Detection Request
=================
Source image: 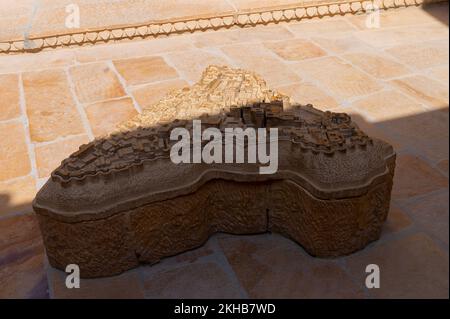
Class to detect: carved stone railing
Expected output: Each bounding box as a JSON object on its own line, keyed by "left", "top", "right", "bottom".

{"left": 1, "top": 0, "right": 443, "bottom": 54}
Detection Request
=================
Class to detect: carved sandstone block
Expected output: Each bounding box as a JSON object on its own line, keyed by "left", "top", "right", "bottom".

{"left": 33, "top": 66, "right": 395, "bottom": 278}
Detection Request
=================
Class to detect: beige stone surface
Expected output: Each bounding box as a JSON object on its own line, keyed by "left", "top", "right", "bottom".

{"left": 113, "top": 56, "right": 178, "bottom": 86}
{"left": 356, "top": 23, "right": 449, "bottom": 49}
{"left": 352, "top": 90, "right": 426, "bottom": 121}
{"left": 275, "top": 82, "right": 339, "bottom": 110}
{"left": 69, "top": 63, "right": 126, "bottom": 104}
{"left": 219, "top": 234, "right": 365, "bottom": 298}
{"left": 342, "top": 52, "right": 409, "bottom": 79}
{"left": 23, "top": 69, "right": 85, "bottom": 142}
{"left": 193, "top": 25, "right": 294, "bottom": 48}
{"left": 0, "top": 122, "right": 31, "bottom": 181}
{"left": 377, "top": 108, "right": 449, "bottom": 163}
{"left": 221, "top": 43, "right": 301, "bottom": 86}
{"left": 35, "top": 135, "right": 90, "bottom": 178}
{"left": 347, "top": 4, "right": 447, "bottom": 29}
{"left": 142, "top": 261, "right": 243, "bottom": 298}
{"left": 0, "top": 176, "right": 36, "bottom": 216}
{"left": 264, "top": 38, "right": 326, "bottom": 61}
{"left": 85, "top": 98, "right": 138, "bottom": 137}
{"left": 294, "top": 56, "right": 381, "bottom": 100}
{"left": 75, "top": 36, "right": 196, "bottom": 63}
{"left": 427, "top": 64, "right": 449, "bottom": 86}
{"left": 166, "top": 49, "right": 230, "bottom": 83}
{"left": 0, "top": 214, "right": 48, "bottom": 299}
{"left": 391, "top": 75, "right": 449, "bottom": 109}
{"left": 386, "top": 40, "right": 449, "bottom": 70}
{"left": 0, "top": 74, "right": 20, "bottom": 121}
{"left": 404, "top": 190, "right": 449, "bottom": 246}
{"left": 49, "top": 267, "right": 144, "bottom": 299}
{"left": 310, "top": 35, "right": 373, "bottom": 54}
{"left": 437, "top": 159, "right": 449, "bottom": 176}
{"left": 0, "top": 50, "right": 76, "bottom": 74}
{"left": 392, "top": 154, "right": 448, "bottom": 200}
{"left": 131, "top": 79, "right": 189, "bottom": 110}
{"left": 345, "top": 233, "right": 449, "bottom": 298}
{"left": 287, "top": 19, "right": 357, "bottom": 36}
{"left": 381, "top": 206, "right": 412, "bottom": 235}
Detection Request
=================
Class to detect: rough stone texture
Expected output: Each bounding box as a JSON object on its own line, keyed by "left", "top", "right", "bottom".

{"left": 33, "top": 66, "right": 396, "bottom": 278}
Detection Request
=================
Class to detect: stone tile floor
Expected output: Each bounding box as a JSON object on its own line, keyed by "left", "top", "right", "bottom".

{"left": 0, "top": 3, "right": 448, "bottom": 298}
{"left": 0, "top": 0, "right": 339, "bottom": 42}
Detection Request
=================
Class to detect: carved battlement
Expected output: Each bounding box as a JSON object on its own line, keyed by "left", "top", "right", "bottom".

{"left": 52, "top": 100, "right": 372, "bottom": 184}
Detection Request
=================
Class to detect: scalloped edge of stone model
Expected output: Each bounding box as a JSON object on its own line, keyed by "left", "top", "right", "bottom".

{"left": 33, "top": 65, "right": 396, "bottom": 278}
{"left": 0, "top": 0, "right": 443, "bottom": 54}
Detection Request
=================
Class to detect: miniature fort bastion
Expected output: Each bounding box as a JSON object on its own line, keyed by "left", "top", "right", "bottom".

{"left": 33, "top": 66, "right": 396, "bottom": 278}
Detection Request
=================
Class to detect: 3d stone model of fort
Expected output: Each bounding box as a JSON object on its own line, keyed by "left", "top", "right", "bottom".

{"left": 33, "top": 66, "right": 396, "bottom": 278}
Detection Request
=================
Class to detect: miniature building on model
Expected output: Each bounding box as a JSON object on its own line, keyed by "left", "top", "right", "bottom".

{"left": 33, "top": 66, "right": 396, "bottom": 278}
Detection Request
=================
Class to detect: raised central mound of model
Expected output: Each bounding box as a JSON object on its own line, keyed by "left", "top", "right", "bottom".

{"left": 33, "top": 66, "right": 396, "bottom": 278}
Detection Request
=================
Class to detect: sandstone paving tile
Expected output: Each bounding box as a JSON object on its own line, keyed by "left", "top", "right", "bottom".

{"left": 344, "top": 232, "right": 449, "bottom": 298}
{"left": 385, "top": 40, "right": 449, "bottom": 71}
{"left": 381, "top": 206, "right": 412, "bottom": 236}
{"left": 131, "top": 79, "right": 189, "bottom": 110}
{"left": 437, "top": 159, "right": 449, "bottom": 176}
{"left": 391, "top": 154, "right": 448, "bottom": 201}
{"left": 193, "top": 25, "right": 294, "bottom": 48}
{"left": 34, "top": 135, "right": 90, "bottom": 178}
{"left": 421, "top": 1, "right": 449, "bottom": 25}
{"left": 0, "top": 0, "right": 34, "bottom": 18}
{"left": 142, "top": 260, "right": 244, "bottom": 298}
{"left": 227, "top": 0, "right": 307, "bottom": 11}
{"left": 390, "top": 75, "right": 449, "bottom": 110}
{"left": 351, "top": 91, "right": 449, "bottom": 163}
{"left": 355, "top": 23, "right": 449, "bottom": 49}
{"left": 310, "top": 35, "right": 375, "bottom": 55}
{"left": 75, "top": 36, "right": 196, "bottom": 63}
{"left": 0, "top": 176, "right": 36, "bottom": 217}
{"left": 0, "top": 214, "right": 48, "bottom": 298}
{"left": 287, "top": 19, "right": 358, "bottom": 37}
{"left": 0, "top": 74, "right": 21, "bottom": 121}
{"left": 165, "top": 49, "right": 230, "bottom": 83}
{"left": 275, "top": 81, "right": 339, "bottom": 111}
{"left": 30, "top": 0, "right": 235, "bottom": 39}
{"left": 0, "top": 121, "right": 31, "bottom": 181}
{"left": 264, "top": 38, "right": 326, "bottom": 61}
{"left": 69, "top": 62, "right": 126, "bottom": 104}
{"left": 221, "top": 43, "right": 301, "bottom": 87}
{"left": 294, "top": 56, "right": 381, "bottom": 100}
{"left": 0, "top": 49, "right": 76, "bottom": 74}
{"left": 376, "top": 107, "right": 449, "bottom": 164}
{"left": 219, "top": 233, "right": 365, "bottom": 298}
{"left": 113, "top": 56, "right": 178, "bottom": 86}
{"left": 342, "top": 52, "right": 410, "bottom": 79}
{"left": 48, "top": 267, "right": 144, "bottom": 299}
{"left": 22, "top": 69, "right": 85, "bottom": 142}
{"left": 85, "top": 97, "right": 138, "bottom": 137}
{"left": 351, "top": 90, "right": 426, "bottom": 122}
{"left": 140, "top": 237, "right": 244, "bottom": 298}
{"left": 403, "top": 190, "right": 449, "bottom": 246}
{"left": 427, "top": 64, "right": 449, "bottom": 86}
{"left": 346, "top": 5, "right": 446, "bottom": 29}
{"left": 0, "top": 15, "right": 29, "bottom": 42}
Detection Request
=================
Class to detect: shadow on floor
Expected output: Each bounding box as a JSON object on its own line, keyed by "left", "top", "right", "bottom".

{"left": 422, "top": 1, "right": 449, "bottom": 26}
{"left": 0, "top": 102, "right": 448, "bottom": 299}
